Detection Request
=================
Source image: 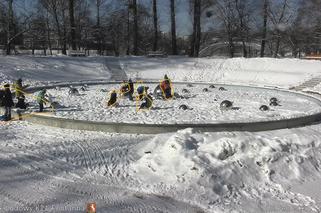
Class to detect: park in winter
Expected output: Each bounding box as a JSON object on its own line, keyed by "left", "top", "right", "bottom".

{"left": 1, "top": 0, "right": 321, "bottom": 212}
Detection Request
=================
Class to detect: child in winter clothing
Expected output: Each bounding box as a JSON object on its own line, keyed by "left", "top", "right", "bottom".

{"left": 139, "top": 93, "right": 153, "bottom": 110}
{"left": 160, "top": 74, "right": 173, "bottom": 99}
{"left": 128, "top": 79, "right": 134, "bottom": 101}
{"left": 120, "top": 79, "right": 134, "bottom": 101}
{"left": 137, "top": 86, "right": 149, "bottom": 101}
{"left": 107, "top": 90, "right": 118, "bottom": 107}
{"left": 37, "top": 89, "right": 48, "bottom": 112}
{"left": 2, "top": 84, "right": 14, "bottom": 121}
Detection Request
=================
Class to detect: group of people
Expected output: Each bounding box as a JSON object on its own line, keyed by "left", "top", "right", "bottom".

{"left": 0, "top": 74, "right": 174, "bottom": 121}
{"left": 107, "top": 75, "right": 173, "bottom": 110}
{"left": 0, "top": 79, "right": 48, "bottom": 121}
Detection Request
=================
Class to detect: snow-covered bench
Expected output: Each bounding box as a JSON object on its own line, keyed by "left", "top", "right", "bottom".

{"left": 147, "top": 51, "right": 168, "bottom": 58}
{"left": 68, "top": 50, "right": 86, "bottom": 57}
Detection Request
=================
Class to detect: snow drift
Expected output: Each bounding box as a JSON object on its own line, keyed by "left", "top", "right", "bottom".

{"left": 130, "top": 128, "right": 321, "bottom": 212}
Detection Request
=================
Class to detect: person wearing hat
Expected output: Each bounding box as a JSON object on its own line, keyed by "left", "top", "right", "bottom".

{"left": 107, "top": 90, "right": 118, "bottom": 107}
{"left": 137, "top": 85, "right": 149, "bottom": 101}
{"left": 139, "top": 88, "right": 153, "bottom": 110}
{"left": 36, "top": 89, "right": 48, "bottom": 112}
{"left": 160, "top": 74, "right": 173, "bottom": 99}
{"left": 2, "top": 84, "right": 14, "bottom": 121}
{"left": 128, "top": 79, "right": 134, "bottom": 101}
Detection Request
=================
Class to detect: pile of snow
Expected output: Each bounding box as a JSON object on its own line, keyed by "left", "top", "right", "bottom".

{"left": 122, "top": 57, "right": 321, "bottom": 89}
{"left": 129, "top": 128, "right": 321, "bottom": 211}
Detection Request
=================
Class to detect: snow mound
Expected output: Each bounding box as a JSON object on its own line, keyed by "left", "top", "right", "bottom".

{"left": 130, "top": 129, "right": 321, "bottom": 211}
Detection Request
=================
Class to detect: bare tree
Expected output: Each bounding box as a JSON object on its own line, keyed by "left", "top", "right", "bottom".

{"left": 152, "top": 0, "right": 158, "bottom": 51}
{"left": 190, "top": 0, "right": 201, "bottom": 57}
{"left": 69, "top": 0, "right": 76, "bottom": 50}
{"left": 260, "top": 0, "right": 268, "bottom": 57}
{"left": 133, "top": 0, "right": 138, "bottom": 55}
{"left": 6, "top": 0, "right": 14, "bottom": 55}
{"left": 170, "top": 0, "right": 177, "bottom": 55}
{"left": 234, "top": 0, "right": 250, "bottom": 57}
{"left": 268, "top": 0, "right": 291, "bottom": 58}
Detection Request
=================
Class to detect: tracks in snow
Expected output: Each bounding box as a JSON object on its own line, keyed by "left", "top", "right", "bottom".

{"left": 293, "top": 75, "right": 321, "bottom": 91}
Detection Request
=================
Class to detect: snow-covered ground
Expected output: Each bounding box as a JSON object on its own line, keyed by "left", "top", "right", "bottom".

{"left": 1, "top": 56, "right": 321, "bottom": 212}
{"left": 41, "top": 84, "right": 321, "bottom": 124}
{"left": 121, "top": 57, "right": 321, "bottom": 89}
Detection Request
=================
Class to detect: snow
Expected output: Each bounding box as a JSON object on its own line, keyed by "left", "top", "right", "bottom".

{"left": 41, "top": 84, "right": 321, "bottom": 124}
{"left": 1, "top": 55, "right": 321, "bottom": 212}
{"left": 129, "top": 128, "right": 321, "bottom": 212}
{"left": 0, "top": 56, "right": 114, "bottom": 85}
{"left": 122, "top": 57, "right": 321, "bottom": 88}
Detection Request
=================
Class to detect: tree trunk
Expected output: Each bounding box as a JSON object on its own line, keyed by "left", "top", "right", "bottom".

{"left": 69, "top": 0, "right": 76, "bottom": 50}
{"left": 52, "top": 3, "right": 64, "bottom": 55}
{"left": 96, "top": 0, "right": 102, "bottom": 55}
{"left": 127, "top": 1, "right": 130, "bottom": 55}
{"left": 153, "top": 0, "right": 158, "bottom": 51}
{"left": 228, "top": 33, "right": 235, "bottom": 58}
{"left": 62, "top": 10, "right": 67, "bottom": 55}
{"left": 260, "top": 0, "right": 268, "bottom": 57}
{"left": 190, "top": 0, "right": 201, "bottom": 57}
{"left": 274, "top": 33, "right": 280, "bottom": 58}
{"left": 234, "top": 0, "right": 247, "bottom": 58}
{"left": 46, "top": 12, "right": 53, "bottom": 56}
{"left": 133, "top": 0, "right": 138, "bottom": 55}
{"left": 170, "top": 0, "right": 177, "bottom": 55}
{"left": 6, "top": 0, "right": 14, "bottom": 55}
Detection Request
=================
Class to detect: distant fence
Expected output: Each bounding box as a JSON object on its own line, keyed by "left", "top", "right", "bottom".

{"left": 303, "top": 54, "right": 321, "bottom": 60}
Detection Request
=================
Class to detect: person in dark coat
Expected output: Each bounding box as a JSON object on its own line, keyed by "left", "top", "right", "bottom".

{"left": 3, "top": 84, "right": 14, "bottom": 121}
{"left": 128, "top": 79, "right": 134, "bottom": 101}
{"left": 107, "top": 90, "right": 118, "bottom": 107}
{"left": 0, "top": 89, "right": 4, "bottom": 107}
{"left": 137, "top": 86, "right": 149, "bottom": 101}
{"left": 139, "top": 93, "right": 153, "bottom": 110}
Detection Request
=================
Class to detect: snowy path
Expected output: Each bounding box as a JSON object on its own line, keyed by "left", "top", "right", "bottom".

{"left": 104, "top": 58, "right": 128, "bottom": 81}
{"left": 294, "top": 75, "right": 321, "bottom": 91}
{"left": 0, "top": 122, "right": 204, "bottom": 213}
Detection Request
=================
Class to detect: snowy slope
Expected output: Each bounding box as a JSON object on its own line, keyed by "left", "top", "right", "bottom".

{"left": 0, "top": 56, "right": 116, "bottom": 85}
{"left": 1, "top": 56, "right": 321, "bottom": 89}
{"left": 121, "top": 57, "right": 321, "bottom": 88}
